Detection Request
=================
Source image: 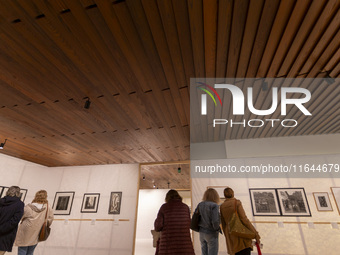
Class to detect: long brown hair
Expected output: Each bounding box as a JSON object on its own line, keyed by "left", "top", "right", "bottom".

{"left": 32, "top": 190, "right": 48, "bottom": 204}
{"left": 202, "top": 188, "right": 220, "bottom": 204}
{"left": 165, "top": 189, "right": 182, "bottom": 202}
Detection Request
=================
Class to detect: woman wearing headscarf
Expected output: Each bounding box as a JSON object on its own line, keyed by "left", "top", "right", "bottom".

{"left": 220, "top": 187, "right": 260, "bottom": 255}
{"left": 154, "top": 189, "right": 195, "bottom": 254}
{"left": 15, "top": 190, "right": 54, "bottom": 255}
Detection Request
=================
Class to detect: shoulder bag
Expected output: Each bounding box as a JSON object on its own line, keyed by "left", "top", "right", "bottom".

{"left": 229, "top": 199, "right": 255, "bottom": 239}
{"left": 190, "top": 206, "right": 201, "bottom": 232}
{"left": 38, "top": 203, "right": 51, "bottom": 242}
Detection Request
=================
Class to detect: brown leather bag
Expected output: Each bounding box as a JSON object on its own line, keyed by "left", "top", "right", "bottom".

{"left": 38, "top": 203, "right": 51, "bottom": 242}
{"left": 229, "top": 199, "right": 255, "bottom": 239}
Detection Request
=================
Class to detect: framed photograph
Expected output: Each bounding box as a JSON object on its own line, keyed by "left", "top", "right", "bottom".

{"left": 249, "top": 188, "right": 281, "bottom": 216}
{"left": 19, "top": 189, "right": 28, "bottom": 202}
{"left": 313, "top": 192, "right": 332, "bottom": 211}
{"left": 52, "top": 192, "right": 75, "bottom": 215}
{"left": 0, "top": 187, "right": 9, "bottom": 198}
{"left": 331, "top": 187, "right": 340, "bottom": 215}
{"left": 81, "top": 193, "right": 100, "bottom": 213}
{"left": 108, "top": 192, "right": 122, "bottom": 214}
{"left": 277, "top": 188, "right": 311, "bottom": 216}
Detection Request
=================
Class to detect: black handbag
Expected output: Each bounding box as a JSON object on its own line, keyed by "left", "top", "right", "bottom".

{"left": 190, "top": 206, "right": 201, "bottom": 232}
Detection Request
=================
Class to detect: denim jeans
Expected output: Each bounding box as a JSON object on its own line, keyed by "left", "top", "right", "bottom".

{"left": 199, "top": 231, "right": 219, "bottom": 255}
{"left": 18, "top": 244, "right": 37, "bottom": 255}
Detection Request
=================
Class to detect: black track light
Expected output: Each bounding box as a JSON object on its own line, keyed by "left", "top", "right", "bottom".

{"left": 84, "top": 97, "right": 91, "bottom": 109}
{"left": 0, "top": 139, "right": 7, "bottom": 149}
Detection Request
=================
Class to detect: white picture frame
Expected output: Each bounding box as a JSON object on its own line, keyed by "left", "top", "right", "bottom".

{"left": 313, "top": 192, "right": 333, "bottom": 211}
{"left": 52, "top": 192, "right": 75, "bottom": 215}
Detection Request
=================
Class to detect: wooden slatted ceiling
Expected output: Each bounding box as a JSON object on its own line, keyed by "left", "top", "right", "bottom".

{"left": 0, "top": 0, "right": 338, "bottom": 175}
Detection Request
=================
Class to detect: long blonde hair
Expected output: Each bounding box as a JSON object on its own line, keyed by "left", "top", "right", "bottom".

{"left": 32, "top": 190, "right": 48, "bottom": 204}
{"left": 202, "top": 188, "right": 220, "bottom": 204}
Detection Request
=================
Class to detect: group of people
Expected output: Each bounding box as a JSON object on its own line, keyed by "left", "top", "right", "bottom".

{"left": 154, "top": 187, "right": 260, "bottom": 255}
{"left": 0, "top": 186, "right": 54, "bottom": 255}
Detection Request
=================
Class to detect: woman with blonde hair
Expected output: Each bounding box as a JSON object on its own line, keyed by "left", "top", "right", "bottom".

{"left": 220, "top": 187, "right": 260, "bottom": 255}
{"left": 195, "top": 188, "right": 221, "bottom": 255}
{"left": 15, "top": 190, "right": 54, "bottom": 255}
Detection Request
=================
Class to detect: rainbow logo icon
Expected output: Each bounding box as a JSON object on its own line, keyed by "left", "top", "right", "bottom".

{"left": 197, "top": 82, "right": 222, "bottom": 107}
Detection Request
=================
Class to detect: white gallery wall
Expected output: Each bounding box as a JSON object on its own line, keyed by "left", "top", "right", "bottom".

{"left": 0, "top": 153, "right": 139, "bottom": 255}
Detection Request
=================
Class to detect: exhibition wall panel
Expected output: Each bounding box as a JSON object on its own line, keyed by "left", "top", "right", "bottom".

{"left": 0, "top": 153, "right": 139, "bottom": 255}
{"left": 192, "top": 154, "right": 340, "bottom": 255}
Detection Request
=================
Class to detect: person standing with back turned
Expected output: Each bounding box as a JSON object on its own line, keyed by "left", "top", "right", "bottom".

{"left": 220, "top": 187, "right": 260, "bottom": 255}
{"left": 15, "top": 190, "right": 54, "bottom": 255}
{"left": 196, "top": 188, "right": 221, "bottom": 255}
{"left": 0, "top": 186, "right": 25, "bottom": 255}
{"left": 154, "top": 189, "right": 195, "bottom": 255}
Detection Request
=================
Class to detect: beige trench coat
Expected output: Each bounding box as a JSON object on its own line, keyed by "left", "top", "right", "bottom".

{"left": 220, "top": 198, "right": 260, "bottom": 255}
{"left": 15, "top": 203, "right": 54, "bottom": 246}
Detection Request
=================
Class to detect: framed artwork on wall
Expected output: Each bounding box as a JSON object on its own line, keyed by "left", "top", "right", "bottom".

{"left": 52, "top": 192, "right": 75, "bottom": 215}
{"left": 0, "top": 186, "right": 6, "bottom": 198}
{"left": 19, "top": 189, "right": 27, "bottom": 202}
{"left": 108, "top": 192, "right": 122, "bottom": 214}
{"left": 249, "top": 188, "right": 281, "bottom": 216}
{"left": 277, "top": 188, "right": 311, "bottom": 216}
{"left": 313, "top": 192, "right": 332, "bottom": 211}
{"left": 0, "top": 187, "right": 9, "bottom": 198}
{"left": 81, "top": 193, "right": 100, "bottom": 213}
{"left": 331, "top": 187, "right": 340, "bottom": 215}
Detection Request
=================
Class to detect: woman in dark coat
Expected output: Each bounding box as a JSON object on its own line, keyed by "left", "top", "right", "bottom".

{"left": 0, "top": 186, "right": 24, "bottom": 254}
{"left": 154, "top": 189, "right": 195, "bottom": 255}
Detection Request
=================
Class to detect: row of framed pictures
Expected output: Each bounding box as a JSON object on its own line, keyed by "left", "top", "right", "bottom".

{"left": 249, "top": 187, "right": 340, "bottom": 216}
{"left": 0, "top": 186, "right": 122, "bottom": 216}
{"left": 50, "top": 191, "right": 123, "bottom": 215}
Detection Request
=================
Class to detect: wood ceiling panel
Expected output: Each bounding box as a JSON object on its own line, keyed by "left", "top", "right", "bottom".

{"left": 0, "top": 0, "right": 337, "bottom": 179}
{"left": 267, "top": 0, "right": 312, "bottom": 77}
{"left": 216, "top": 0, "right": 232, "bottom": 78}
{"left": 246, "top": 0, "right": 280, "bottom": 77}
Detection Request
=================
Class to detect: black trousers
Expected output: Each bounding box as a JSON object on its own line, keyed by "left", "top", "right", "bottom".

{"left": 236, "top": 247, "right": 252, "bottom": 255}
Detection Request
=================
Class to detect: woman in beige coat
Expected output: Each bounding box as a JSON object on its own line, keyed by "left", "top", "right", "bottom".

{"left": 220, "top": 187, "right": 260, "bottom": 255}
{"left": 15, "top": 190, "right": 54, "bottom": 255}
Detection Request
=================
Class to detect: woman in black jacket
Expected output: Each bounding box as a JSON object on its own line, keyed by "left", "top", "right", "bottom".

{"left": 0, "top": 186, "right": 24, "bottom": 254}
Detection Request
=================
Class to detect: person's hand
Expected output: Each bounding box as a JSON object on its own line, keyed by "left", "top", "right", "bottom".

{"left": 256, "top": 238, "right": 261, "bottom": 245}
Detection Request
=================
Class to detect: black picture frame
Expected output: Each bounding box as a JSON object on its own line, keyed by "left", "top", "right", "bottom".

{"left": 0, "top": 186, "right": 7, "bottom": 198}
{"left": 276, "top": 188, "right": 311, "bottom": 216}
{"left": 108, "top": 192, "right": 122, "bottom": 215}
{"left": 19, "top": 189, "right": 28, "bottom": 202}
{"left": 81, "top": 193, "right": 100, "bottom": 213}
{"left": 52, "top": 191, "right": 75, "bottom": 215}
{"left": 249, "top": 188, "right": 281, "bottom": 216}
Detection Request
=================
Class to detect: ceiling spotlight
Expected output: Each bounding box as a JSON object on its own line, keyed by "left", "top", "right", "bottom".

{"left": 84, "top": 97, "right": 91, "bottom": 109}
{"left": 0, "top": 139, "right": 7, "bottom": 149}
